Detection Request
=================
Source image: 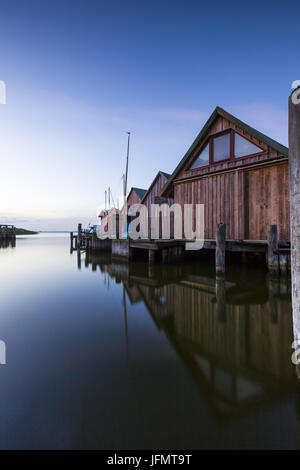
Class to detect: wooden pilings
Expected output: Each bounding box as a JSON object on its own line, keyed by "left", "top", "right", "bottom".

{"left": 216, "top": 223, "right": 226, "bottom": 276}
{"left": 161, "top": 246, "right": 183, "bottom": 264}
{"left": 289, "top": 87, "right": 300, "bottom": 341}
{"left": 77, "top": 224, "right": 82, "bottom": 249}
{"left": 70, "top": 221, "right": 291, "bottom": 278}
{"left": 112, "top": 239, "right": 132, "bottom": 260}
{"left": 0, "top": 225, "right": 16, "bottom": 241}
{"left": 265, "top": 226, "right": 290, "bottom": 276}
{"left": 70, "top": 226, "right": 113, "bottom": 253}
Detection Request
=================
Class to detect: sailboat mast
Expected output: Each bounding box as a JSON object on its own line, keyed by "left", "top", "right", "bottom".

{"left": 124, "top": 132, "right": 131, "bottom": 197}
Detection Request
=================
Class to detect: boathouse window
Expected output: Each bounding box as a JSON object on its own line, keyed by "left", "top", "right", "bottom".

{"left": 212, "top": 133, "right": 230, "bottom": 162}
{"left": 234, "top": 133, "right": 262, "bottom": 158}
{"left": 189, "top": 130, "right": 264, "bottom": 169}
{"left": 190, "top": 143, "right": 209, "bottom": 168}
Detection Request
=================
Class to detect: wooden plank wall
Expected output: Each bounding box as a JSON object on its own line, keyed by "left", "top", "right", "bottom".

{"left": 127, "top": 190, "right": 142, "bottom": 207}
{"left": 143, "top": 173, "right": 174, "bottom": 238}
{"left": 245, "top": 163, "right": 290, "bottom": 241}
{"left": 175, "top": 170, "right": 245, "bottom": 240}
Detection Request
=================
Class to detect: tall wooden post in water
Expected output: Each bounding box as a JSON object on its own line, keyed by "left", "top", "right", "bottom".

{"left": 289, "top": 87, "right": 300, "bottom": 339}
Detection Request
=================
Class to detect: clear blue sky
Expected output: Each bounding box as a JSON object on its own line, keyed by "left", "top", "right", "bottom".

{"left": 0, "top": 0, "right": 297, "bottom": 230}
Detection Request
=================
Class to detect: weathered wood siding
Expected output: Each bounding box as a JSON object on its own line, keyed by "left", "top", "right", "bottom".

{"left": 127, "top": 190, "right": 142, "bottom": 207}
{"left": 174, "top": 115, "right": 289, "bottom": 241}
{"left": 142, "top": 173, "right": 174, "bottom": 238}
{"left": 175, "top": 171, "right": 245, "bottom": 240}
{"left": 245, "top": 162, "right": 290, "bottom": 241}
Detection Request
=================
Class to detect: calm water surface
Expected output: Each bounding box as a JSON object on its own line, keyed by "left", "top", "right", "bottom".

{"left": 0, "top": 234, "right": 298, "bottom": 449}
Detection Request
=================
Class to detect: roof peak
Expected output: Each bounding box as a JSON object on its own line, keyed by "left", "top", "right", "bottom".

{"left": 159, "top": 105, "right": 288, "bottom": 198}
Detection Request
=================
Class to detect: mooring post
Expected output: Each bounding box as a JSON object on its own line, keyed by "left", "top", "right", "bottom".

{"left": 77, "top": 223, "right": 82, "bottom": 249}
{"left": 289, "top": 87, "right": 300, "bottom": 341}
{"left": 216, "top": 223, "right": 226, "bottom": 276}
{"left": 267, "top": 225, "right": 279, "bottom": 275}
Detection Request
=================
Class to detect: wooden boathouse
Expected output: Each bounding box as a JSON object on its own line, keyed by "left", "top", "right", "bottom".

{"left": 140, "top": 171, "right": 173, "bottom": 238}
{"left": 159, "top": 106, "right": 289, "bottom": 243}
{"left": 127, "top": 187, "right": 147, "bottom": 209}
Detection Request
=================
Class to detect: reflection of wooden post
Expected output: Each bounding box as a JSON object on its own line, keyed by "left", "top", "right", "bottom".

{"left": 85, "top": 249, "right": 89, "bottom": 268}
{"left": 279, "top": 253, "right": 288, "bottom": 276}
{"left": 216, "top": 277, "right": 226, "bottom": 322}
{"left": 268, "top": 275, "right": 279, "bottom": 323}
{"left": 216, "top": 223, "right": 226, "bottom": 276}
{"left": 122, "top": 285, "right": 129, "bottom": 359}
{"left": 77, "top": 248, "right": 81, "bottom": 270}
{"left": 162, "top": 249, "right": 168, "bottom": 264}
{"left": 295, "top": 388, "right": 300, "bottom": 448}
{"left": 289, "top": 88, "right": 300, "bottom": 341}
{"left": 149, "top": 249, "right": 155, "bottom": 265}
{"left": 178, "top": 246, "right": 184, "bottom": 260}
{"left": 267, "top": 225, "right": 279, "bottom": 275}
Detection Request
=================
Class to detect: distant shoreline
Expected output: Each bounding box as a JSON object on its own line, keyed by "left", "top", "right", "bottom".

{"left": 15, "top": 228, "right": 38, "bottom": 235}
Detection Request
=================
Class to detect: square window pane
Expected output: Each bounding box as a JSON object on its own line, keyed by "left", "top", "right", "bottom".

{"left": 213, "top": 133, "right": 230, "bottom": 162}
{"left": 234, "top": 133, "right": 262, "bottom": 158}
{"left": 190, "top": 143, "right": 209, "bottom": 169}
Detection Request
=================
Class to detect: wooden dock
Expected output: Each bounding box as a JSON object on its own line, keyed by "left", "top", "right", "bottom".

{"left": 0, "top": 225, "right": 16, "bottom": 240}
{"left": 71, "top": 222, "right": 290, "bottom": 277}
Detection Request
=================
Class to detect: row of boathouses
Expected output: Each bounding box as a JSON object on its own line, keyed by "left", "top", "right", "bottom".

{"left": 74, "top": 105, "right": 290, "bottom": 274}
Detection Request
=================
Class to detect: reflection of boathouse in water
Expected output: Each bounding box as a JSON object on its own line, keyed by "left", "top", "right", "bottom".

{"left": 81, "top": 250, "right": 295, "bottom": 421}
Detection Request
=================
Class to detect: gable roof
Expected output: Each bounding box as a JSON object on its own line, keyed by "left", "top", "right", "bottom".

{"left": 160, "top": 106, "right": 288, "bottom": 197}
{"left": 141, "top": 171, "right": 172, "bottom": 203}
{"left": 127, "top": 187, "right": 147, "bottom": 201}
{"left": 160, "top": 171, "right": 172, "bottom": 179}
